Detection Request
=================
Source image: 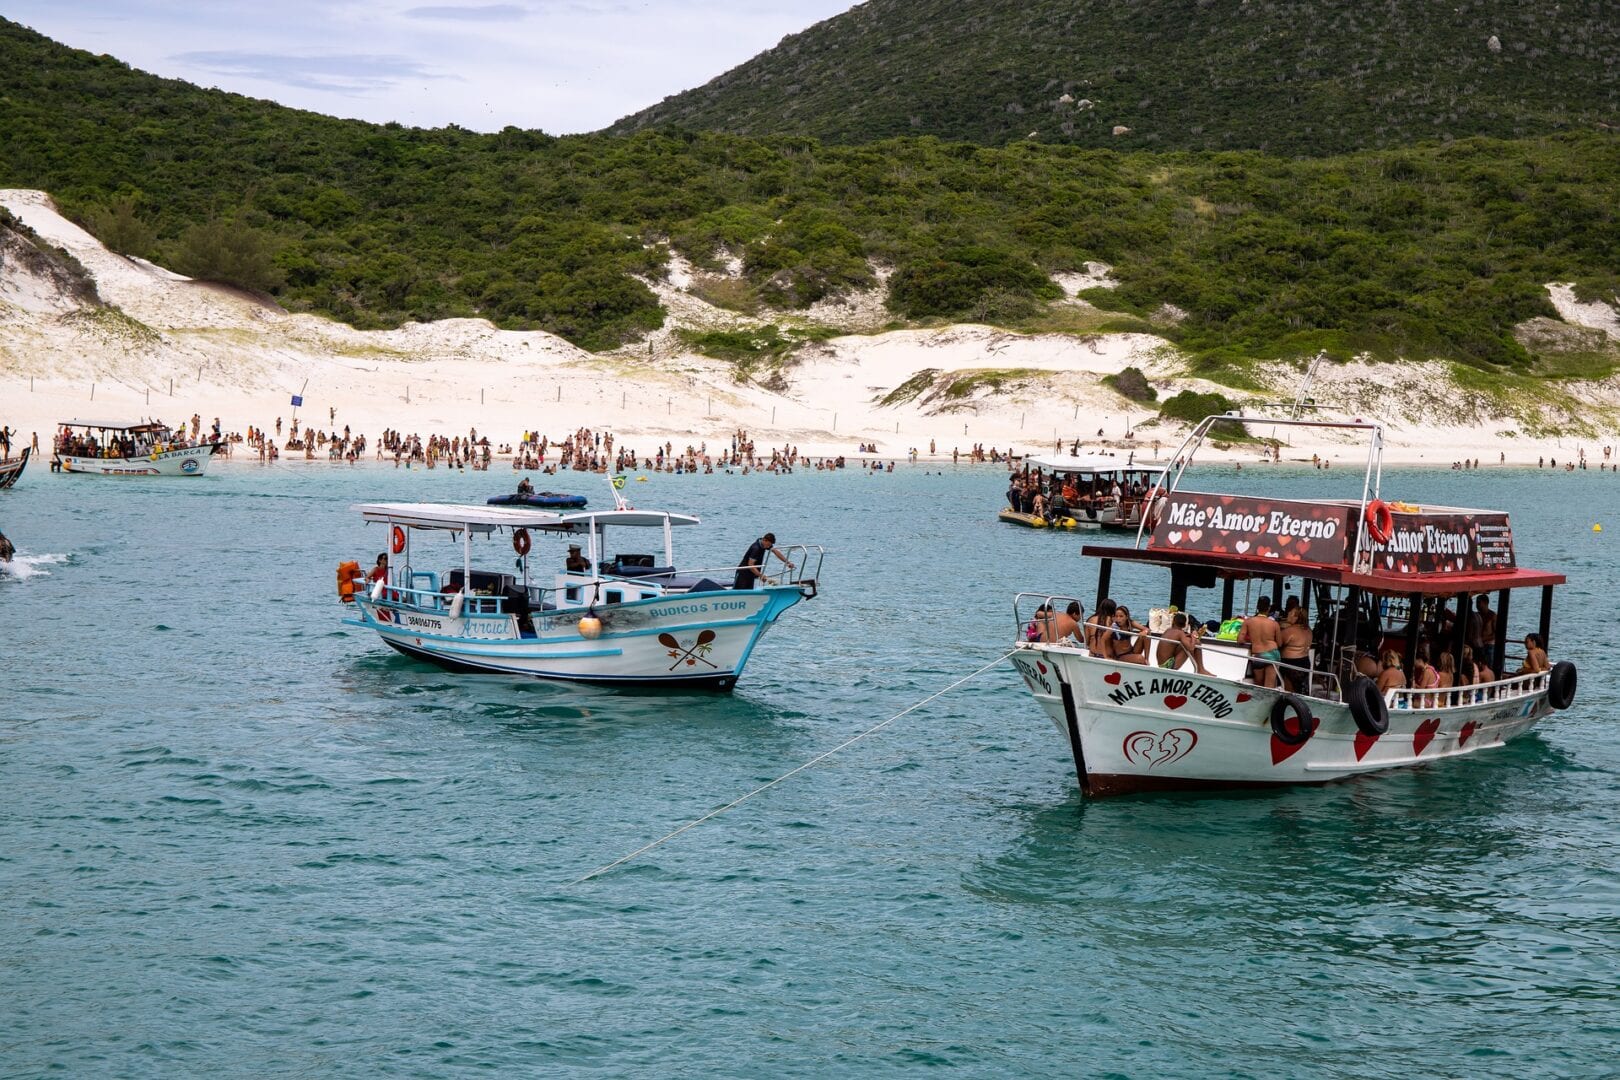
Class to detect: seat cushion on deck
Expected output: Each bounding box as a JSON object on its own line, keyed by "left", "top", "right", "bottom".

{"left": 687, "top": 578, "right": 727, "bottom": 593}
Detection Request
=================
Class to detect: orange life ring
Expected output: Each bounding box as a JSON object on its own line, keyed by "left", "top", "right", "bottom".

{"left": 1364, "top": 499, "right": 1394, "bottom": 545}
{"left": 512, "top": 528, "right": 531, "bottom": 556}
{"left": 391, "top": 525, "right": 406, "bottom": 555}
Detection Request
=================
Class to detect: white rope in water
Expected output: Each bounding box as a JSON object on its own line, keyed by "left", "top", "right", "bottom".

{"left": 567, "top": 648, "right": 1017, "bottom": 886}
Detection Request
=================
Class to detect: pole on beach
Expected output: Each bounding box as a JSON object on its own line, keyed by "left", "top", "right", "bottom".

{"left": 833, "top": 412, "right": 837, "bottom": 431}
{"left": 771, "top": 406, "right": 776, "bottom": 424}
{"left": 556, "top": 386, "right": 561, "bottom": 402}
{"left": 169, "top": 377, "right": 173, "bottom": 396}
{"left": 146, "top": 388, "right": 150, "bottom": 404}
{"left": 481, "top": 389, "right": 485, "bottom": 405}
{"left": 622, "top": 391, "right": 626, "bottom": 409}
{"left": 91, "top": 383, "right": 95, "bottom": 401}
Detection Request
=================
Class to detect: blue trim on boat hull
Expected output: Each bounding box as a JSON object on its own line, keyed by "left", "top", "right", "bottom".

{"left": 381, "top": 637, "right": 739, "bottom": 690}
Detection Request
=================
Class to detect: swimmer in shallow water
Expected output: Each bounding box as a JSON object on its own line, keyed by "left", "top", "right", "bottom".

{"left": 0, "top": 529, "right": 13, "bottom": 562}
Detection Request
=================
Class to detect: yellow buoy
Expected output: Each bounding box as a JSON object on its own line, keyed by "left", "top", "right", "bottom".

{"left": 578, "top": 615, "right": 603, "bottom": 639}
{"left": 1595, "top": 524, "right": 1604, "bottom": 532}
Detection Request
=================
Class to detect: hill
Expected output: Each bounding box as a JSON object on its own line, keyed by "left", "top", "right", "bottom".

{"left": 609, "top": 0, "right": 1620, "bottom": 154}
{"left": 1, "top": 16, "right": 1618, "bottom": 384}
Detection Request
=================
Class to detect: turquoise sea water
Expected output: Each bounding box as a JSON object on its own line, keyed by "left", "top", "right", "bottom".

{"left": 2, "top": 460, "right": 1617, "bottom": 1077}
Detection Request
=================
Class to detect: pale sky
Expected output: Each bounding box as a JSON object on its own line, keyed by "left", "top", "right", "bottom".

{"left": 6, "top": 1, "right": 859, "bottom": 133}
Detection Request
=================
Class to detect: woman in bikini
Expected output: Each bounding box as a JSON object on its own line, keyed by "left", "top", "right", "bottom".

{"left": 1109, "top": 604, "right": 1151, "bottom": 664}
{"left": 1278, "top": 607, "right": 1313, "bottom": 691}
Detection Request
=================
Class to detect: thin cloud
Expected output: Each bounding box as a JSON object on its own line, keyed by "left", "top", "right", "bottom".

{"left": 403, "top": 4, "right": 528, "bottom": 21}
{"left": 174, "top": 50, "right": 451, "bottom": 94}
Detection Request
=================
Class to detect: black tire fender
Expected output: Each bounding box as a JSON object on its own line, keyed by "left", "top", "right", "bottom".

{"left": 1347, "top": 676, "right": 1389, "bottom": 736}
{"left": 1547, "top": 661, "right": 1577, "bottom": 711}
{"left": 1270, "top": 693, "right": 1315, "bottom": 746}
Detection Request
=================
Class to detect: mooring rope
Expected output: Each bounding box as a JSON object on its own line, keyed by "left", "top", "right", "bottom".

{"left": 567, "top": 648, "right": 1018, "bottom": 886}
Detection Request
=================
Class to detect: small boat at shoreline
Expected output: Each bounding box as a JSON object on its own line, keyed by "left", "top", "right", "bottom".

{"left": 1009, "top": 415, "right": 1578, "bottom": 797}
{"left": 0, "top": 446, "right": 29, "bottom": 490}
{"left": 1003, "top": 454, "right": 1167, "bottom": 532}
{"left": 486, "top": 491, "right": 588, "bottom": 509}
{"left": 340, "top": 502, "right": 823, "bottom": 689}
{"left": 53, "top": 420, "right": 222, "bottom": 477}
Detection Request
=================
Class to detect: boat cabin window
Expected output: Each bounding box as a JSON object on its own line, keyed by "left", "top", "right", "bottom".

{"left": 605, "top": 589, "right": 623, "bottom": 605}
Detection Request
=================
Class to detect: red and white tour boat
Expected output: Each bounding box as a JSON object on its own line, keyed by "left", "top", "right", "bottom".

{"left": 1009, "top": 415, "right": 1578, "bottom": 796}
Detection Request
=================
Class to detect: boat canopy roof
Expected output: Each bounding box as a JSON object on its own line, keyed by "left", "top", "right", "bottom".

{"left": 1083, "top": 543, "right": 1565, "bottom": 596}
{"left": 355, "top": 502, "right": 700, "bottom": 534}
{"left": 58, "top": 419, "right": 167, "bottom": 433}
{"left": 1025, "top": 453, "right": 1165, "bottom": 474}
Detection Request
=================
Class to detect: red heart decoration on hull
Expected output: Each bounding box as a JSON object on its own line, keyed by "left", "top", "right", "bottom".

{"left": 1103, "top": 671, "right": 1122, "bottom": 685}
{"left": 1235, "top": 693, "right": 1252, "bottom": 703}
{"left": 1458, "top": 721, "right": 1478, "bottom": 747}
{"left": 1163, "top": 695, "right": 1187, "bottom": 710}
{"left": 1412, "top": 718, "right": 1442, "bottom": 756}
{"left": 1269, "top": 719, "right": 1319, "bottom": 765}
{"left": 1353, "top": 731, "right": 1380, "bottom": 761}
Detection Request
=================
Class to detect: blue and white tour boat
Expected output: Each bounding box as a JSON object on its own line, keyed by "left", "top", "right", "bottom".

{"left": 339, "top": 501, "right": 823, "bottom": 689}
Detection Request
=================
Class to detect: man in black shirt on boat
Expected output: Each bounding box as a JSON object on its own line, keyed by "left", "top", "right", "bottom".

{"left": 735, "top": 533, "right": 793, "bottom": 590}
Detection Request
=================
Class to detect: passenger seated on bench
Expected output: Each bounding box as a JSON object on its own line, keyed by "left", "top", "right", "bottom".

{"left": 1035, "top": 601, "right": 1082, "bottom": 643}
{"left": 1154, "top": 611, "right": 1208, "bottom": 674}
{"left": 1516, "top": 633, "right": 1550, "bottom": 675}
{"left": 1084, "top": 598, "right": 1117, "bottom": 655}
{"left": 1108, "top": 604, "right": 1150, "bottom": 665}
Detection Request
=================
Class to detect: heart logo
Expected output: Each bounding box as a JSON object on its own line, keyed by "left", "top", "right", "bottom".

{"left": 1235, "top": 541, "right": 1251, "bottom": 554}
{"left": 1187, "top": 529, "right": 1203, "bottom": 542}
{"left": 1276, "top": 535, "right": 1292, "bottom": 546}
{"left": 1413, "top": 718, "right": 1441, "bottom": 756}
{"left": 1269, "top": 719, "right": 1318, "bottom": 764}
{"left": 1037, "top": 661, "right": 1048, "bottom": 674}
{"left": 1458, "top": 721, "right": 1478, "bottom": 746}
{"left": 1163, "top": 694, "right": 1187, "bottom": 710}
{"left": 1385, "top": 555, "right": 1396, "bottom": 568}
{"left": 1235, "top": 692, "right": 1251, "bottom": 703}
{"left": 1168, "top": 530, "right": 1184, "bottom": 545}
{"left": 1353, "top": 731, "right": 1380, "bottom": 760}
{"left": 1103, "top": 671, "right": 1122, "bottom": 685}
{"left": 1122, "top": 728, "right": 1198, "bottom": 768}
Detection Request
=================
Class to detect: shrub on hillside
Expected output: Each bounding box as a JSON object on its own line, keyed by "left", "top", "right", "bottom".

{"left": 1103, "top": 366, "right": 1156, "bottom": 402}
{"left": 1160, "top": 390, "right": 1246, "bottom": 438}
{"left": 887, "top": 247, "right": 1060, "bottom": 320}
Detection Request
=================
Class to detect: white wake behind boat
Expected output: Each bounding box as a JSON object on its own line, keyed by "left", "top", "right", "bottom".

{"left": 1009, "top": 415, "right": 1578, "bottom": 796}
{"left": 54, "top": 419, "right": 222, "bottom": 477}
{"left": 341, "top": 502, "right": 823, "bottom": 689}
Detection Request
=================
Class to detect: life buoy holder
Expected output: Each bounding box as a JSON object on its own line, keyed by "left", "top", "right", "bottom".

{"left": 1364, "top": 499, "right": 1394, "bottom": 546}
{"left": 390, "top": 525, "right": 406, "bottom": 555}
{"left": 512, "top": 528, "right": 531, "bottom": 556}
{"left": 1270, "top": 693, "right": 1315, "bottom": 746}
{"left": 1347, "top": 676, "right": 1389, "bottom": 736}
{"left": 1546, "top": 661, "right": 1577, "bottom": 710}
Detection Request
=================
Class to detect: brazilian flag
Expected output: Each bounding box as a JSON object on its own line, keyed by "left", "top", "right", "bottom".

{"left": 612, "top": 475, "right": 626, "bottom": 490}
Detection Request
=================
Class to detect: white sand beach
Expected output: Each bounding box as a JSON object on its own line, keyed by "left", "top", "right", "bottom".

{"left": 3, "top": 188, "right": 1618, "bottom": 468}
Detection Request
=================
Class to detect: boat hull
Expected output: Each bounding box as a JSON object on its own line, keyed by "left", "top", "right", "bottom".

{"left": 56, "top": 443, "right": 222, "bottom": 476}
{"left": 350, "top": 584, "right": 807, "bottom": 688}
{"left": 1009, "top": 644, "right": 1552, "bottom": 796}
{"left": 0, "top": 447, "right": 29, "bottom": 490}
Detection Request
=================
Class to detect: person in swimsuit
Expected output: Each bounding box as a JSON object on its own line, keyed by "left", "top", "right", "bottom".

{"left": 1278, "top": 606, "right": 1313, "bottom": 691}
{"left": 1085, "top": 598, "right": 1117, "bottom": 655}
{"left": 1237, "top": 596, "right": 1282, "bottom": 687}
{"left": 1377, "top": 650, "right": 1406, "bottom": 696}
{"left": 1516, "top": 634, "right": 1550, "bottom": 675}
{"left": 1110, "top": 605, "right": 1150, "bottom": 665}
{"left": 1154, "top": 611, "right": 1209, "bottom": 674}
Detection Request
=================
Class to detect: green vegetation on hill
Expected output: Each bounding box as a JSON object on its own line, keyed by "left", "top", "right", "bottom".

{"left": 610, "top": 0, "right": 1620, "bottom": 155}
{"left": 1, "top": 17, "right": 1617, "bottom": 378}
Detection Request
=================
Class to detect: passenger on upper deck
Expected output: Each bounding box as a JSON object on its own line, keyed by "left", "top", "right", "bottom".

{"left": 1034, "top": 601, "right": 1082, "bottom": 644}
{"left": 1237, "top": 596, "right": 1282, "bottom": 688}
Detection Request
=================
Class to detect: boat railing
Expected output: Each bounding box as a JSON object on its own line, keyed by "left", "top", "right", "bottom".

{"left": 1387, "top": 669, "right": 1549, "bottom": 711}
{"left": 1012, "top": 592, "right": 1087, "bottom": 640}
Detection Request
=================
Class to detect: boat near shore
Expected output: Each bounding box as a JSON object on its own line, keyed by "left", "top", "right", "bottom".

{"left": 1002, "top": 453, "right": 1167, "bottom": 531}
{"left": 0, "top": 446, "right": 29, "bottom": 490}
{"left": 53, "top": 420, "right": 222, "bottom": 477}
{"left": 340, "top": 502, "right": 823, "bottom": 689}
{"left": 1009, "top": 415, "right": 1578, "bottom": 797}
